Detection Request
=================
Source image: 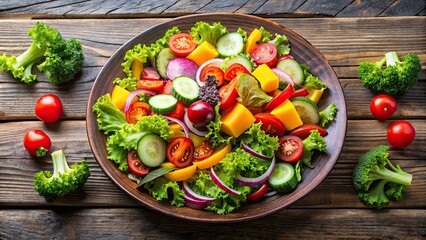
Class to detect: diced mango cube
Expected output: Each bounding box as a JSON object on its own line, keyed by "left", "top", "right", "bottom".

{"left": 306, "top": 87, "right": 325, "bottom": 104}
{"left": 251, "top": 64, "right": 279, "bottom": 92}
{"left": 186, "top": 41, "right": 219, "bottom": 66}
{"left": 220, "top": 103, "right": 255, "bottom": 138}
{"left": 111, "top": 85, "right": 131, "bottom": 110}
{"left": 270, "top": 99, "right": 303, "bottom": 131}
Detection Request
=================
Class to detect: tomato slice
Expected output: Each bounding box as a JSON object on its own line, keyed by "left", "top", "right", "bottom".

{"left": 224, "top": 63, "right": 250, "bottom": 82}
{"left": 251, "top": 43, "right": 278, "bottom": 67}
{"left": 159, "top": 80, "right": 173, "bottom": 95}
{"left": 194, "top": 140, "right": 214, "bottom": 161}
{"left": 264, "top": 84, "right": 294, "bottom": 112}
{"left": 168, "top": 33, "right": 197, "bottom": 57}
{"left": 164, "top": 101, "right": 185, "bottom": 120}
{"left": 166, "top": 137, "right": 195, "bottom": 168}
{"left": 199, "top": 66, "right": 224, "bottom": 86}
{"left": 127, "top": 149, "right": 150, "bottom": 176}
{"left": 247, "top": 182, "right": 269, "bottom": 201}
{"left": 254, "top": 112, "right": 286, "bottom": 137}
{"left": 126, "top": 102, "right": 151, "bottom": 124}
{"left": 137, "top": 80, "right": 164, "bottom": 91}
{"left": 276, "top": 135, "right": 303, "bottom": 162}
{"left": 289, "top": 124, "right": 328, "bottom": 140}
{"left": 218, "top": 77, "right": 239, "bottom": 110}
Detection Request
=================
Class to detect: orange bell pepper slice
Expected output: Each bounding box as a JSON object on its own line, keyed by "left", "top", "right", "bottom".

{"left": 161, "top": 162, "right": 197, "bottom": 181}
{"left": 245, "top": 28, "right": 262, "bottom": 54}
{"left": 193, "top": 143, "right": 232, "bottom": 169}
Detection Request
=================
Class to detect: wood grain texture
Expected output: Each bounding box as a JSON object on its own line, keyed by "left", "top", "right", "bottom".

{"left": 336, "top": 0, "right": 395, "bottom": 17}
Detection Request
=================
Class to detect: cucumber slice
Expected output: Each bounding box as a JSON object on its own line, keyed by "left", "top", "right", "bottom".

{"left": 156, "top": 48, "right": 175, "bottom": 79}
{"left": 137, "top": 133, "right": 166, "bottom": 167}
{"left": 276, "top": 59, "right": 304, "bottom": 85}
{"left": 172, "top": 76, "right": 199, "bottom": 104}
{"left": 216, "top": 32, "right": 244, "bottom": 57}
{"left": 148, "top": 94, "right": 177, "bottom": 114}
{"left": 222, "top": 54, "right": 253, "bottom": 72}
{"left": 291, "top": 97, "right": 320, "bottom": 124}
{"left": 268, "top": 162, "right": 298, "bottom": 193}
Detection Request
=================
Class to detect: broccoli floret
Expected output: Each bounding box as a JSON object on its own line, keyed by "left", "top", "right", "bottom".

{"left": 0, "top": 22, "right": 84, "bottom": 85}
{"left": 352, "top": 145, "right": 412, "bottom": 208}
{"left": 299, "top": 130, "right": 327, "bottom": 168}
{"left": 34, "top": 149, "right": 90, "bottom": 202}
{"left": 358, "top": 52, "right": 421, "bottom": 96}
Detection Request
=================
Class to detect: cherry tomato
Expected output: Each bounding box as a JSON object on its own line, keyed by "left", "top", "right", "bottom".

{"left": 187, "top": 101, "right": 215, "bottom": 127}
{"left": 164, "top": 101, "right": 185, "bottom": 120}
{"left": 199, "top": 66, "right": 224, "bottom": 86}
{"left": 35, "top": 94, "right": 63, "bottom": 123}
{"left": 251, "top": 43, "right": 278, "bottom": 67}
{"left": 247, "top": 182, "right": 269, "bottom": 201}
{"left": 264, "top": 84, "right": 294, "bottom": 112}
{"left": 194, "top": 140, "right": 214, "bottom": 161}
{"left": 137, "top": 80, "right": 164, "bottom": 92}
{"left": 218, "top": 77, "right": 239, "bottom": 110}
{"left": 23, "top": 129, "right": 51, "bottom": 157}
{"left": 224, "top": 63, "right": 250, "bottom": 82}
{"left": 387, "top": 120, "right": 415, "bottom": 149}
{"left": 254, "top": 112, "right": 285, "bottom": 137}
{"left": 126, "top": 102, "right": 151, "bottom": 124}
{"left": 168, "top": 33, "right": 197, "bottom": 57}
{"left": 127, "top": 149, "right": 150, "bottom": 176}
{"left": 159, "top": 80, "right": 173, "bottom": 95}
{"left": 166, "top": 137, "right": 195, "bottom": 168}
{"left": 276, "top": 135, "right": 303, "bottom": 162}
{"left": 289, "top": 124, "right": 328, "bottom": 140}
{"left": 370, "top": 94, "right": 397, "bottom": 121}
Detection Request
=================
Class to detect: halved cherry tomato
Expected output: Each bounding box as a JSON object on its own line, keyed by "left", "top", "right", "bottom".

{"left": 251, "top": 43, "right": 278, "bottom": 67}
{"left": 199, "top": 66, "right": 224, "bottom": 86}
{"left": 168, "top": 33, "right": 197, "bottom": 57}
{"left": 218, "top": 77, "right": 239, "bottom": 110}
{"left": 264, "top": 84, "right": 295, "bottom": 112}
{"left": 276, "top": 135, "right": 303, "bottom": 162}
{"left": 254, "top": 112, "right": 285, "bottom": 137}
{"left": 166, "top": 137, "right": 195, "bottom": 168}
{"left": 137, "top": 80, "right": 164, "bottom": 91}
{"left": 164, "top": 101, "right": 185, "bottom": 120}
{"left": 289, "top": 124, "right": 328, "bottom": 140}
{"left": 126, "top": 102, "right": 151, "bottom": 124}
{"left": 224, "top": 63, "right": 250, "bottom": 82}
{"left": 159, "top": 80, "right": 173, "bottom": 95}
{"left": 247, "top": 182, "right": 269, "bottom": 201}
{"left": 127, "top": 149, "right": 150, "bottom": 176}
{"left": 194, "top": 140, "right": 214, "bottom": 161}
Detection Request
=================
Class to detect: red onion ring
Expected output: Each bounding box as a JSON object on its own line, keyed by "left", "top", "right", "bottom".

{"left": 182, "top": 181, "right": 216, "bottom": 203}
{"left": 123, "top": 89, "right": 157, "bottom": 113}
{"left": 241, "top": 143, "right": 271, "bottom": 160}
{"left": 183, "top": 111, "right": 207, "bottom": 137}
{"left": 271, "top": 68, "right": 294, "bottom": 87}
{"left": 264, "top": 190, "right": 278, "bottom": 197}
{"left": 183, "top": 194, "right": 209, "bottom": 209}
{"left": 163, "top": 116, "right": 190, "bottom": 138}
{"left": 235, "top": 157, "right": 276, "bottom": 187}
{"left": 195, "top": 58, "right": 224, "bottom": 87}
{"left": 210, "top": 166, "right": 241, "bottom": 196}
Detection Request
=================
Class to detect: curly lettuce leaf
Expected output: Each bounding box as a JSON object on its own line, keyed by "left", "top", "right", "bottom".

{"left": 206, "top": 104, "right": 236, "bottom": 148}
{"left": 269, "top": 33, "right": 290, "bottom": 56}
{"left": 237, "top": 27, "right": 247, "bottom": 43}
{"left": 301, "top": 64, "right": 327, "bottom": 90}
{"left": 92, "top": 93, "right": 127, "bottom": 135}
{"left": 300, "top": 130, "right": 327, "bottom": 168}
{"left": 240, "top": 122, "right": 279, "bottom": 158}
{"left": 113, "top": 76, "right": 137, "bottom": 91}
{"left": 121, "top": 44, "right": 150, "bottom": 81}
{"left": 143, "top": 176, "right": 185, "bottom": 207}
{"left": 190, "top": 21, "right": 228, "bottom": 45}
{"left": 319, "top": 103, "right": 337, "bottom": 128}
{"left": 236, "top": 73, "right": 272, "bottom": 107}
{"left": 147, "top": 26, "right": 180, "bottom": 62}
{"left": 258, "top": 26, "right": 272, "bottom": 43}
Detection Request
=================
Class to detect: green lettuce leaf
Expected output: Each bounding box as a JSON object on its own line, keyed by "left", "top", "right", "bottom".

{"left": 190, "top": 21, "right": 228, "bottom": 46}
{"left": 237, "top": 27, "right": 247, "bottom": 43}
{"left": 92, "top": 93, "right": 127, "bottom": 135}
{"left": 269, "top": 33, "right": 290, "bottom": 56}
{"left": 300, "top": 130, "right": 327, "bottom": 168}
{"left": 143, "top": 176, "right": 185, "bottom": 207}
{"left": 258, "top": 26, "right": 272, "bottom": 43}
{"left": 301, "top": 64, "right": 327, "bottom": 90}
{"left": 319, "top": 103, "right": 337, "bottom": 128}
{"left": 240, "top": 122, "right": 279, "bottom": 158}
{"left": 205, "top": 104, "right": 236, "bottom": 148}
{"left": 236, "top": 73, "right": 272, "bottom": 107}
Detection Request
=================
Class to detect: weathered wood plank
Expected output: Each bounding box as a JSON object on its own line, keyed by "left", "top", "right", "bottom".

{"left": 0, "top": 209, "right": 425, "bottom": 239}
{"left": 295, "top": 0, "right": 354, "bottom": 16}
{"left": 380, "top": 0, "right": 426, "bottom": 16}
{"left": 253, "top": 0, "right": 306, "bottom": 15}
{"left": 336, "top": 0, "right": 395, "bottom": 17}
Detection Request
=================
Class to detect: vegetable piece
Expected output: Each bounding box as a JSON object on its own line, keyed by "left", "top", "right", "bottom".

{"left": 245, "top": 28, "right": 262, "bottom": 54}
{"left": 268, "top": 162, "right": 298, "bottom": 193}
{"left": 166, "top": 57, "right": 199, "bottom": 80}
{"left": 193, "top": 143, "right": 232, "bottom": 169}
{"left": 112, "top": 85, "right": 131, "bottom": 110}
{"left": 172, "top": 76, "right": 200, "bottom": 104}
{"left": 166, "top": 137, "right": 195, "bottom": 168}
{"left": 268, "top": 33, "right": 291, "bottom": 56}
{"left": 184, "top": 194, "right": 209, "bottom": 210}
{"left": 251, "top": 43, "right": 278, "bottom": 67}
{"left": 148, "top": 94, "right": 177, "bottom": 114}
{"left": 123, "top": 89, "right": 157, "bottom": 113}
{"left": 264, "top": 84, "right": 294, "bottom": 112}
{"left": 125, "top": 102, "right": 151, "bottom": 124}
{"left": 270, "top": 99, "right": 303, "bottom": 131}
{"left": 289, "top": 124, "right": 328, "bottom": 140}
{"left": 155, "top": 47, "right": 176, "bottom": 79}
{"left": 143, "top": 176, "right": 185, "bottom": 207}
{"left": 241, "top": 143, "right": 271, "bottom": 160}
{"left": 276, "top": 135, "right": 303, "bottom": 162}
{"left": 235, "top": 157, "right": 275, "bottom": 186}
{"left": 251, "top": 63, "right": 279, "bottom": 92}
{"left": 358, "top": 52, "right": 421, "bottom": 96}
{"left": 306, "top": 87, "right": 324, "bottom": 103}
{"left": 240, "top": 122, "right": 279, "bottom": 159}
{"left": 210, "top": 166, "right": 241, "bottom": 196}
{"left": 199, "top": 66, "right": 224, "bottom": 86}
{"left": 247, "top": 182, "right": 269, "bottom": 201}
{"left": 182, "top": 181, "right": 216, "bottom": 203}
{"left": 137, "top": 80, "right": 164, "bottom": 91}
{"left": 220, "top": 103, "right": 255, "bottom": 138}
{"left": 216, "top": 32, "right": 244, "bottom": 57}
{"left": 224, "top": 63, "right": 250, "bottom": 81}
{"left": 92, "top": 94, "right": 128, "bottom": 135}
{"left": 291, "top": 97, "right": 320, "bottom": 125}
{"left": 222, "top": 54, "right": 254, "bottom": 73}
{"left": 137, "top": 133, "right": 167, "bottom": 167}
{"left": 127, "top": 149, "right": 150, "bottom": 176}
{"left": 187, "top": 101, "right": 215, "bottom": 127}
{"left": 299, "top": 130, "right": 327, "bottom": 168}
{"left": 137, "top": 167, "right": 176, "bottom": 187}
{"left": 194, "top": 140, "right": 214, "bottom": 161}
{"left": 195, "top": 58, "right": 224, "bottom": 87}
{"left": 159, "top": 80, "right": 173, "bottom": 95}
{"left": 271, "top": 67, "right": 295, "bottom": 89}
{"left": 186, "top": 41, "right": 219, "bottom": 66}
{"left": 24, "top": 129, "right": 51, "bottom": 157}
{"left": 164, "top": 101, "right": 185, "bottom": 120}
{"left": 352, "top": 145, "right": 413, "bottom": 208}
{"left": 370, "top": 94, "right": 397, "bottom": 120}
{"left": 319, "top": 102, "right": 337, "bottom": 128}
{"left": 254, "top": 112, "right": 285, "bottom": 137}
{"left": 387, "top": 120, "right": 415, "bottom": 149}
{"left": 276, "top": 58, "right": 304, "bottom": 85}
{"left": 161, "top": 162, "right": 197, "bottom": 181}
{"left": 199, "top": 75, "right": 221, "bottom": 106}
{"left": 35, "top": 94, "right": 63, "bottom": 123}
{"left": 236, "top": 73, "right": 272, "bottom": 108}
{"left": 142, "top": 67, "right": 161, "bottom": 80}
{"left": 131, "top": 59, "right": 143, "bottom": 80}
{"left": 34, "top": 149, "right": 90, "bottom": 202}
{"left": 168, "top": 33, "right": 197, "bottom": 57}
{"left": 189, "top": 21, "right": 228, "bottom": 46}
{"left": 218, "top": 77, "right": 238, "bottom": 110}
{"left": 164, "top": 115, "right": 190, "bottom": 138}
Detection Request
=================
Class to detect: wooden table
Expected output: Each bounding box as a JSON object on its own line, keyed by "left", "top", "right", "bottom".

{"left": 0, "top": 1, "right": 425, "bottom": 239}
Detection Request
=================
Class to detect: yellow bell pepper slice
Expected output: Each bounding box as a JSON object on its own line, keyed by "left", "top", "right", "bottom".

{"left": 111, "top": 85, "right": 131, "bottom": 110}
{"left": 161, "top": 162, "right": 197, "bottom": 181}
{"left": 193, "top": 143, "right": 232, "bottom": 169}
{"left": 245, "top": 28, "right": 262, "bottom": 54}
{"left": 186, "top": 41, "right": 219, "bottom": 66}
{"left": 220, "top": 103, "right": 255, "bottom": 138}
{"left": 270, "top": 99, "right": 303, "bottom": 131}
{"left": 131, "top": 59, "right": 143, "bottom": 80}
{"left": 306, "top": 87, "right": 325, "bottom": 104}
{"left": 251, "top": 64, "right": 279, "bottom": 92}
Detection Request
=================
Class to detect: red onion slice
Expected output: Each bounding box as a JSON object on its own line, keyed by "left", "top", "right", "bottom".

{"left": 123, "top": 89, "right": 157, "bottom": 113}
{"left": 264, "top": 190, "right": 278, "bottom": 197}
{"left": 210, "top": 166, "right": 241, "bottom": 196}
{"left": 195, "top": 58, "right": 224, "bottom": 87}
{"left": 183, "top": 194, "right": 209, "bottom": 209}
{"left": 182, "top": 181, "right": 216, "bottom": 203}
{"left": 241, "top": 143, "right": 271, "bottom": 160}
{"left": 277, "top": 54, "right": 294, "bottom": 62}
{"left": 163, "top": 116, "right": 190, "bottom": 138}
{"left": 183, "top": 111, "right": 207, "bottom": 137}
{"left": 235, "top": 157, "right": 276, "bottom": 187}
{"left": 271, "top": 68, "right": 294, "bottom": 87}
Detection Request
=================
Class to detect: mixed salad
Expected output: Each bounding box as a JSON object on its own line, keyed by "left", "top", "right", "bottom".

{"left": 92, "top": 21, "right": 337, "bottom": 214}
